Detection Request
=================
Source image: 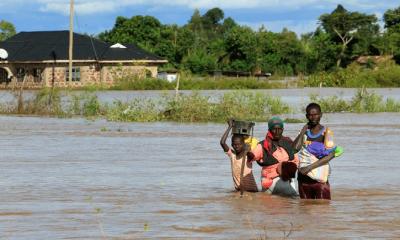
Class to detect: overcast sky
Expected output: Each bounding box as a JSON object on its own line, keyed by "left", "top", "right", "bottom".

{"left": 0, "top": 0, "right": 398, "bottom": 36}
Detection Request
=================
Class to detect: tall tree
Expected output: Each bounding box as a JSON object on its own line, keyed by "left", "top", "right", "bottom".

{"left": 302, "top": 28, "right": 339, "bottom": 72}
{"left": 98, "top": 15, "right": 162, "bottom": 52}
{"left": 188, "top": 9, "right": 203, "bottom": 35}
{"left": 202, "top": 8, "right": 225, "bottom": 40}
{"left": 319, "top": 4, "right": 378, "bottom": 67}
{"left": 0, "top": 20, "right": 16, "bottom": 41}
{"left": 384, "top": 6, "right": 400, "bottom": 34}
{"left": 202, "top": 8, "right": 224, "bottom": 28}
{"left": 223, "top": 25, "right": 257, "bottom": 71}
{"left": 383, "top": 6, "right": 400, "bottom": 61}
{"left": 221, "top": 17, "right": 237, "bottom": 34}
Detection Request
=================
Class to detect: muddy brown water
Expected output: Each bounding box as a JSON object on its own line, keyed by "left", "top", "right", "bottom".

{"left": 0, "top": 113, "right": 399, "bottom": 239}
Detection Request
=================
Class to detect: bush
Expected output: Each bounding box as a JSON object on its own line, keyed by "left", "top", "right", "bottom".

{"left": 23, "top": 88, "right": 65, "bottom": 116}
{"left": 111, "top": 77, "right": 174, "bottom": 90}
{"left": 213, "top": 91, "right": 291, "bottom": 122}
{"left": 162, "top": 92, "right": 213, "bottom": 122}
{"left": 69, "top": 92, "right": 102, "bottom": 117}
{"left": 106, "top": 99, "right": 161, "bottom": 122}
{"left": 309, "top": 94, "right": 351, "bottom": 112}
{"left": 305, "top": 61, "right": 400, "bottom": 88}
{"left": 309, "top": 88, "right": 400, "bottom": 113}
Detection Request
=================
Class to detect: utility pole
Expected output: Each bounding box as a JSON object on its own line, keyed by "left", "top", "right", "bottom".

{"left": 68, "top": 0, "right": 74, "bottom": 82}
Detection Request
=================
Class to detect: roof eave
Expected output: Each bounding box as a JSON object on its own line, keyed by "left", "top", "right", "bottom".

{"left": 1, "top": 59, "right": 167, "bottom": 64}
{"left": 98, "top": 60, "right": 168, "bottom": 64}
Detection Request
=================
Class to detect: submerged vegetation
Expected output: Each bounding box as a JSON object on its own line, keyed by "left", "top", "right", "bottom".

{"left": 0, "top": 89, "right": 291, "bottom": 122}
{"left": 0, "top": 88, "right": 399, "bottom": 122}
{"left": 309, "top": 88, "right": 400, "bottom": 113}
{"left": 107, "top": 74, "right": 290, "bottom": 91}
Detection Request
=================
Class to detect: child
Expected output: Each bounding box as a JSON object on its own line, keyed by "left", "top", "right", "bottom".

{"left": 293, "top": 103, "right": 343, "bottom": 200}
{"left": 220, "top": 119, "right": 258, "bottom": 192}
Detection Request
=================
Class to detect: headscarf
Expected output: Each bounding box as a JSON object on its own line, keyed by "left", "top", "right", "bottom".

{"left": 268, "top": 116, "right": 284, "bottom": 130}
{"left": 262, "top": 117, "right": 294, "bottom": 160}
{"left": 264, "top": 116, "right": 285, "bottom": 152}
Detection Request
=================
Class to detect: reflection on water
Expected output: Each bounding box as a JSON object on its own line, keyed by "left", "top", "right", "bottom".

{"left": 0, "top": 113, "right": 399, "bottom": 239}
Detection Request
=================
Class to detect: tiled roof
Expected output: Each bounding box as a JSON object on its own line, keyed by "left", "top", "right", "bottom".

{"left": 0, "top": 31, "right": 165, "bottom": 62}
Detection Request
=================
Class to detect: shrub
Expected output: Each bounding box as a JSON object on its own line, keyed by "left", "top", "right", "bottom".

{"left": 309, "top": 94, "right": 351, "bottom": 112}
{"left": 162, "top": 92, "right": 213, "bottom": 122}
{"left": 106, "top": 99, "right": 161, "bottom": 122}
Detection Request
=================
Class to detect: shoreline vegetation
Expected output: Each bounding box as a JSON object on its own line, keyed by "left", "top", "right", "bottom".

{"left": 81, "top": 62, "right": 400, "bottom": 91}
{"left": 0, "top": 88, "right": 399, "bottom": 123}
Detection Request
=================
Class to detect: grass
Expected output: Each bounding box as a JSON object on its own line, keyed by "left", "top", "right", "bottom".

{"left": 284, "top": 118, "right": 306, "bottom": 123}
{"left": 310, "top": 88, "right": 400, "bottom": 113}
{"left": 305, "top": 61, "right": 400, "bottom": 88}
{"left": 106, "top": 73, "right": 291, "bottom": 90}
{"left": 1, "top": 88, "right": 399, "bottom": 122}
{"left": 177, "top": 77, "right": 285, "bottom": 90}
{"left": 105, "top": 91, "right": 292, "bottom": 122}
{"left": 110, "top": 77, "right": 174, "bottom": 90}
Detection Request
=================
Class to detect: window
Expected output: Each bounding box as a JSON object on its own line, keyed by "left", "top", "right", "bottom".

{"left": 145, "top": 69, "right": 152, "bottom": 78}
{"left": 0, "top": 68, "right": 9, "bottom": 83}
{"left": 16, "top": 68, "right": 26, "bottom": 82}
{"left": 65, "top": 67, "right": 81, "bottom": 81}
{"left": 33, "top": 68, "right": 43, "bottom": 82}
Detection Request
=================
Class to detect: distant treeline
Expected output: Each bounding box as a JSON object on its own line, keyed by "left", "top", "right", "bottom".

{"left": 96, "top": 4, "right": 400, "bottom": 76}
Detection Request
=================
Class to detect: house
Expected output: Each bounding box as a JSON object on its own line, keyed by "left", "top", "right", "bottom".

{"left": 0, "top": 31, "right": 167, "bottom": 88}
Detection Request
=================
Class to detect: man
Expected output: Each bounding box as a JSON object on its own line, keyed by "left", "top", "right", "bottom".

{"left": 293, "top": 103, "right": 338, "bottom": 200}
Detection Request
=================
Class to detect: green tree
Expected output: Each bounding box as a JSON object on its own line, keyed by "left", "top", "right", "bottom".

{"left": 384, "top": 6, "right": 400, "bottom": 34}
{"left": 154, "top": 25, "right": 177, "bottom": 65}
{"left": 182, "top": 48, "right": 217, "bottom": 74}
{"left": 319, "top": 4, "right": 378, "bottom": 67}
{"left": 302, "top": 28, "right": 339, "bottom": 72}
{"left": 188, "top": 9, "right": 204, "bottom": 36}
{"left": 221, "top": 17, "right": 237, "bottom": 34}
{"left": 302, "top": 28, "right": 340, "bottom": 73}
{"left": 383, "top": 6, "right": 400, "bottom": 62}
{"left": 98, "top": 15, "right": 162, "bottom": 52}
{"left": 202, "top": 8, "right": 224, "bottom": 29}
{"left": 223, "top": 25, "right": 257, "bottom": 72}
{"left": 202, "top": 8, "right": 225, "bottom": 40}
{"left": 276, "top": 28, "right": 305, "bottom": 74}
{"left": 256, "top": 27, "right": 306, "bottom": 75}
{"left": 174, "top": 27, "right": 196, "bottom": 64}
{"left": 0, "top": 20, "right": 16, "bottom": 41}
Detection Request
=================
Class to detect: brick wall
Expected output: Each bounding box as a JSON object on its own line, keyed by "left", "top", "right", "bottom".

{"left": 0, "top": 62, "right": 159, "bottom": 89}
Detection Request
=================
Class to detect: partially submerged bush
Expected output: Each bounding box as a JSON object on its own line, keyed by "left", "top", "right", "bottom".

{"left": 106, "top": 99, "right": 161, "bottom": 122}
{"left": 213, "top": 91, "right": 291, "bottom": 122}
{"left": 310, "top": 88, "right": 400, "bottom": 113}
{"left": 2, "top": 88, "right": 399, "bottom": 122}
{"left": 163, "top": 93, "right": 213, "bottom": 122}
{"left": 309, "top": 94, "right": 351, "bottom": 113}
{"left": 69, "top": 91, "right": 102, "bottom": 117}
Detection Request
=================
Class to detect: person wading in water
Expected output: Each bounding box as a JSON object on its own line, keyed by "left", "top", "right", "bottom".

{"left": 248, "top": 117, "right": 299, "bottom": 197}
{"left": 220, "top": 119, "right": 258, "bottom": 193}
{"left": 293, "top": 103, "right": 343, "bottom": 200}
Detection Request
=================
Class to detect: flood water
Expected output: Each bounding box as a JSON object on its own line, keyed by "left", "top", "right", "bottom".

{"left": 0, "top": 112, "right": 399, "bottom": 239}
